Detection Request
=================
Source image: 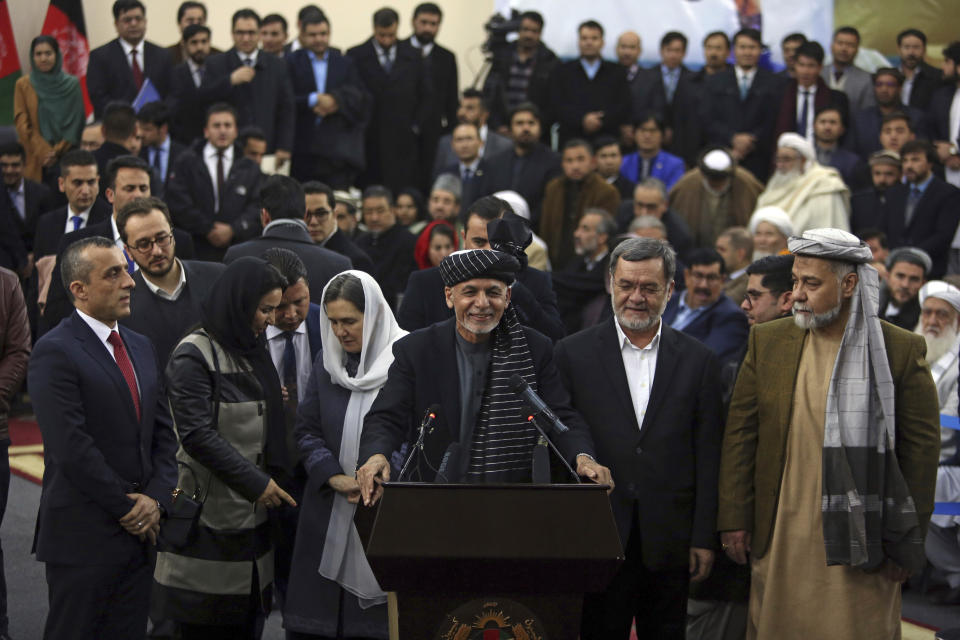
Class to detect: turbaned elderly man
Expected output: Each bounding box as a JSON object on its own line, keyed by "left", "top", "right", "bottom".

{"left": 718, "top": 228, "right": 939, "bottom": 639}
{"left": 756, "top": 133, "right": 851, "bottom": 234}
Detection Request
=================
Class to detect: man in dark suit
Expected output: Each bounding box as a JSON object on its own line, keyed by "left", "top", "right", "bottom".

{"left": 930, "top": 41, "right": 960, "bottom": 174}
{"left": 348, "top": 7, "right": 430, "bottom": 193}
{"left": 703, "top": 28, "right": 783, "bottom": 182}
{"left": 773, "top": 42, "right": 850, "bottom": 146}
{"left": 28, "top": 235, "right": 178, "bottom": 639}
{"left": 490, "top": 102, "right": 561, "bottom": 228}
{"left": 436, "top": 123, "right": 510, "bottom": 210}
{"left": 814, "top": 106, "right": 866, "bottom": 189}
{"left": 116, "top": 196, "right": 224, "bottom": 366}
{"left": 286, "top": 10, "right": 370, "bottom": 189}
{"left": 547, "top": 20, "right": 630, "bottom": 147}
{"left": 594, "top": 136, "right": 634, "bottom": 200}
{"left": 552, "top": 208, "right": 617, "bottom": 334}
{"left": 166, "top": 103, "right": 262, "bottom": 261}
{"left": 86, "top": 0, "right": 173, "bottom": 119}
{"left": 302, "top": 181, "right": 374, "bottom": 274}
{"left": 662, "top": 248, "right": 750, "bottom": 365}
{"left": 165, "top": 1, "right": 220, "bottom": 66}
{"left": 406, "top": 2, "right": 459, "bottom": 191}
{"left": 630, "top": 31, "right": 698, "bottom": 160}
{"left": 617, "top": 179, "right": 694, "bottom": 262}
{"left": 136, "top": 101, "right": 186, "bottom": 194}
{"left": 354, "top": 185, "right": 417, "bottom": 310}
{"left": 224, "top": 175, "right": 350, "bottom": 303}
{"left": 848, "top": 68, "right": 929, "bottom": 159}
{"left": 432, "top": 89, "right": 514, "bottom": 178}
{"left": 877, "top": 140, "right": 960, "bottom": 278}
{"left": 399, "top": 197, "right": 565, "bottom": 341}
{"left": 0, "top": 142, "right": 55, "bottom": 255}
{"left": 200, "top": 9, "right": 295, "bottom": 168}
{"left": 167, "top": 24, "right": 213, "bottom": 146}
{"left": 851, "top": 150, "right": 903, "bottom": 234}
{"left": 898, "top": 28, "right": 943, "bottom": 112}
{"left": 555, "top": 237, "right": 722, "bottom": 639}
{"left": 357, "top": 248, "right": 610, "bottom": 496}
{"left": 93, "top": 103, "right": 156, "bottom": 201}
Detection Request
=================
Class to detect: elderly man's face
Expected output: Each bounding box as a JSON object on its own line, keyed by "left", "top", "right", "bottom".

{"left": 611, "top": 257, "right": 673, "bottom": 332}
{"left": 753, "top": 221, "right": 788, "bottom": 256}
{"left": 445, "top": 277, "right": 512, "bottom": 340}
{"left": 774, "top": 147, "right": 804, "bottom": 175}
{"left": 921, "top": 296, "right": 959, "bottom": 338}
{"left": 616, "top": 32, "right": 641, "bottom": 67}
{"left": 362, "top": 196, "right": 395, "bottom": 232}
{"left": 791, "top": 255, "right": 856, "bottom": 330}
{"left": 888, "top": 260, "right": 925, "bottom": 305}
{"left": 428, "top": 189, "right": 459, "bottom": 221}
{"left": 632, "top": 186, "right": 667, "bottom": 219}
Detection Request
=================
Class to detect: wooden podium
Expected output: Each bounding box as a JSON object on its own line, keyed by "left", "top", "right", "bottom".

{"left": 362, "top": 482, "right": 624, "bottom": 640}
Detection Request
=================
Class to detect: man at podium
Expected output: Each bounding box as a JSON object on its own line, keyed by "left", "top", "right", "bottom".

{"left": 356, "top": 248, "right": 612, "bottom": 504}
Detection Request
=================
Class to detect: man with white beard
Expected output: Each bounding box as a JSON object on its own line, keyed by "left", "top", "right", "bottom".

{"left": 918, "top": 281, "right": 960, "bottom": 604}
{"left": 755, "top": 133, "right": 850, "bottom": 234}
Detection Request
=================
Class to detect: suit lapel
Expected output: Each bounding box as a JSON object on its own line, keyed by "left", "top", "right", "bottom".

{"left": 437, "top": 321, "right": 462, "bottom": 443}
{"left": 597, "top": 320, "right": 640, "bottom": 433}
{"left": 638, "top": 326, "right": 680, "bottom": 441}
{"left": 72, "top": 314, "right": 140, "bottom": 424}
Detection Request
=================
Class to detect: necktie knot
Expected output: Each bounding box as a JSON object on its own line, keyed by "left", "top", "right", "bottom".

{"left": 283, "top": 330, "right": 296, "bottom": 344}
{"left": 244, "top": 57, "right": 253, "bottom": 66}
{"left": 107, "top": 330, "right": 122, "bottom": 348}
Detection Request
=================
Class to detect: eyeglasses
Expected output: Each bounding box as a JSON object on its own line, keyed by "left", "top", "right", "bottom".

{"left": 615, "top": 282, "right": 665, "bottom": 297}
{"left": 306, "top": 207, "right": 331, "bottom": 221}
{"left": 127, "top": 233, "right": 174, "bottom": 254}
{"left": 742, "top": 289, "right": 773, "bottom": 306}
{"left": 688, "top": 272, "right": 723, "bottom": 283}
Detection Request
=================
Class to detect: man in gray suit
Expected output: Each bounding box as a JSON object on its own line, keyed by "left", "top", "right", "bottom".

{"left": 433, "top": 89, "right": 513, "bottom": 178}
{"left": 822, "top": 26, "right": 875, "bottom": 113}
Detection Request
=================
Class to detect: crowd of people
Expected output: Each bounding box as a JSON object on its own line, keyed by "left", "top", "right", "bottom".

{"left": 0, "top": 0, "right": 959, "bottom": 638}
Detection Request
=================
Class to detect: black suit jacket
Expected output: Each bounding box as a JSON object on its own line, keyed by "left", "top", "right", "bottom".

{"left": 407, "top": 38, "right": 458, "bottom": 189}
{"left": 200, "top": 49, "right": 295, "bottom": 152}
{"left": 359, "top": 317, "right": 594, "bottom": 481}
{"left": 28, "top": 312, "right": 178, "bottom": 565}
{"left": 139, "top": 138, "right": 187, "bottom": 187}
{"left": 823, "top": 146, "right": 867, "bottom": 190}
{"left": 33, "top": 199, "right": 112, "bottom": 259}
{"left": 286, "top": 48, "right": 370, "bottom": 170}
{"left": 165, "top": 144, "right": 262, "bottom": 260}
{"left": 354, "top": 223, "right": 418, "bottom": 309}
{"left": 930, "top": 84, "right": 960, "bottom": 144}
{"left": 555, "top": 320, "right": 723, "bottom": 570}
{"left": 848, "top": 104, "right": 929, "bottom": 158}
{"left": 438, "top": 158, "right": 511, "bottom": 212}
{"left": 492, "top": 144, "right": 562, "bottom": 228}
{"left": 905, "top": 62, "right": 944, "bottom": 112}
{"left": 630, "top": 64, "right": 700, "bottom": 161}
{"left": 703, "top": 68, "right": 784, "bottom": 181}
{"left": 548, "top": 59, "right": 630, "bottom": 147}
{"left": 167, "top": 61, "right": 206, "bottom": 145}
{"left": 86, "top": 39, "right": 173, "bottom": 119}
{"left": 1, "top": 178, "right": 55, "bottom": 252}
{"left": 322, "top": 229, "right": 374, "bottom": 274}
{"left": 850, "top": 187, "right": 887, "bottom": 233}
{"left": 347, "top": 38, "right": 431, "bottom": 192}
{"left": 223, "top": 220, "right": 352, "bottom": 303}
{"left": 397, "top": 264, "right": 566, "bottom": 342}
{"left": 878, "top": 178, "right": 960, "bottom": 278}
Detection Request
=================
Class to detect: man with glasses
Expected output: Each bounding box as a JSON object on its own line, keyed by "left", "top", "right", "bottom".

{"left": 617, "top": 177, "right": 693, "bottom": 262}
{"left": 662, "top": 247, "right": 749, "bottom": 364}
{"left": 116, "top": 197, "right": 223, "bottom": 365}
{"left": 302, "top": 181, "right": 373, "bottom": 273}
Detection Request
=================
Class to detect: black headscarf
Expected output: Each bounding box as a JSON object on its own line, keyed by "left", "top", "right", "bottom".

{"left": 201, "top": 257, "right": 289, "bottom": 472}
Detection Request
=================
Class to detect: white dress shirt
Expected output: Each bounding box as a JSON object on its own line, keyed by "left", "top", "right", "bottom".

{"left": 203, "top": 142, "right": 233, "bottom": 213}
{"left": 238, "top": 49, "right": 259, "bottom": 67}
{"left": 615, "top": 317, "right": 662, "bottom": 432}
{"left": 266, "top": 322, "right": 311, "bottom": 401}
{"left": 735, "top": 66, "right": 756, "bottom": 94}
{"left": 119, "top": 38, "right": 145, "bottom": 71}
{"left": 63, "top": 204, "right": 92, "bottom": 233}
{"left": 75, "top": 309, "right": 141, "bottom": 392}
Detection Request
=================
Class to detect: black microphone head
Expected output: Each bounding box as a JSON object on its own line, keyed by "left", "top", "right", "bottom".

{"left": 426, "top": 404, "right": 441, "bottom": 419}
{"left": 508, "top": 374, "right": 528, "bottom": 394}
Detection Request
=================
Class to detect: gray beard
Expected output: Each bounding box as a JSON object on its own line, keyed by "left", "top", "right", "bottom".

{"left": 793, "top": 291, "right": 843, "bottom": 330}
{"left": 612, "top": 294, "right": 669, "bottom": 332}
{"left": 766, "top": 168, "right": 803, "bottom": 192}
{"left": 917, "top": 323, "right": 959, "bottom": 364}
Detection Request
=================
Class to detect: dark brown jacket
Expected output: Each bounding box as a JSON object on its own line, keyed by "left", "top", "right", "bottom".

{"left": 540, "top": 173, "right": 620, "bottom": 268}
{"left": 0, "top": 268, "right": 30, "bottom": 441}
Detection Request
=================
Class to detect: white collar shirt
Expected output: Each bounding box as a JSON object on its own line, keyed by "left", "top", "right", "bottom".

{"left": 266, "top": 322, "right": 311, "bottom": 401}
{"left": 63, "top": 204, "right": 93, "bottom": 233}
{"left": 141, "top": 258, "right": 187, "bottom": 301}
{"left": 615, "top": 317, "right": 662, "bottom": 432}
{"left": 77, "top": 308, "right": 141, "bottom": 392}
{"left": 203, "top": 142, "right": 233, "bottom": 212}
{"left": 119, "top": 38, "right": 145, "bottom": 70}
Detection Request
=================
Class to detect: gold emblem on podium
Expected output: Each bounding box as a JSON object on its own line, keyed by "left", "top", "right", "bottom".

{"left": 437, "top": 599, "right": 545, "bottom": 640}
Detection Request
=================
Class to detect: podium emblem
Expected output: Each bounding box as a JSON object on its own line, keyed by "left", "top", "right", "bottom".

{"left": 437, "top": 598, "right": 546, "bottom": 640}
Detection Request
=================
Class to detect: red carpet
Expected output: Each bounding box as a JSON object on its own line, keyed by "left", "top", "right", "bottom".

{"left": 8, "top": 416, "right": 43, "bottom": 485}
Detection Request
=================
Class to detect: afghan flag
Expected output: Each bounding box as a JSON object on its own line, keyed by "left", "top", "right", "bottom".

{"left": 41, "top": 0, "right": 92, "bottom": 118}
{"left": 0, "top": 0, "right": 22, "bottom": 125}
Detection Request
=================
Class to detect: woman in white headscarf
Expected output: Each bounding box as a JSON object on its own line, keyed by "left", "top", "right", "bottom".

{"left": 283, "top": 271, "right": 406, "bottom": 639}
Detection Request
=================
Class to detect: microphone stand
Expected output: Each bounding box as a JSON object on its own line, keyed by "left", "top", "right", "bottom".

{"left": 522, "top": 401, "right": 581, "bottom": 484}
{"left": 398, "top": 407, "right": 434, "bottom": 481}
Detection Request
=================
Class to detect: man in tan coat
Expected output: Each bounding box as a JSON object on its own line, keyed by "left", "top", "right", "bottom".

{"left": 718, "top": 228, "right": 939, "bottom": 639}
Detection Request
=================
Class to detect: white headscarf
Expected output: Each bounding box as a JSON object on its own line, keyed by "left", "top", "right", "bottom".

{"left": 749, "top": 206, "right": 794, "bottom": 238}
{"left": 318, "top": 270, "right": 407, "bottom": 609}
{"left": 920, "top": 281, "right": 960, "bottom": 314}
{"left": 777, "top": 132, "right": 816, "bottom": 170}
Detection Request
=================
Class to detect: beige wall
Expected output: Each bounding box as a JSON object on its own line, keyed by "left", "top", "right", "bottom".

{"left": 8, "top": 0, "right": 495, "bottom": 91}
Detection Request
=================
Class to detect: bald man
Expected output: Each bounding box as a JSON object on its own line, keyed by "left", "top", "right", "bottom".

{"left": 617, "top": 31, "right": 642, "bottom": 82}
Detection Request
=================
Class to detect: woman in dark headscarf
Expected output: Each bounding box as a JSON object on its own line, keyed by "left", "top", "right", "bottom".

{"left": 153, "top": 257, "right": 296, "bottom": 640}
{"left": 395, "top": 187, "right": 427, "bottom": 235}
{"left": 14, "top": 35, "right": 84, "bottom": 182}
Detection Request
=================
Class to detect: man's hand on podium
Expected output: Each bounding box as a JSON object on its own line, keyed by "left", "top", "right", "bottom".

{"left": 356, "top": 454, "right": 391, "bottom": 506}
{"left": 328, "top": 474, "right": 362, "bottom": 504}
{"left": 576, "top": 455, "right": 615, "bottom": 493}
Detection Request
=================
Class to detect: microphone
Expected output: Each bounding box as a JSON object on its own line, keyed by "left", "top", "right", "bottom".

{"left": 436, "top": 442, "right": 462, "bottom": 483}
{"left": 399, "top": 404, "right": 441, "bottom": 481}
{"left": 421, "top": 404, "right": 440, "bottom": 435}
{"left": 508, "top": 374, "right": 569, "bottom": 433}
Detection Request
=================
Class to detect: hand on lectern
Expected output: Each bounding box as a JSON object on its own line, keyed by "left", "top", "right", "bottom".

{"left": 576, "top": 455, "right": 615, "bottom": 493}
{"left": 356, "top": 454, "right": 390, "bottom": 506}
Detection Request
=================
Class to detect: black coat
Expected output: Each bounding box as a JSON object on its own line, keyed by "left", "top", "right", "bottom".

{"left": 905, "top": 61, "right": 944, "bottom": 112}
{"left": 359, "top": 318, "right": 595, "bottom": 481}
{"left": 616, "top": 202, "right": 694, "bottom": 261}
{"left": 878, "top": 178, "right": 960, "bottom": 278}
{"left": 86, "top": 39, "right": 173, "bottom": 119}
{"left": 286, "top": 48, "right": 370, "bottom": 171}
{"left": 437, "top": 158, "right": 511, "bottom": 212}
{"left": 548, "top": 59, "right": 631, "bottom": 147}
{"left": 432, "top": 129, "right": 514, "bottom": 180}
{"left": 407, "top": 38, "right": 458, "bottom": 191}
{"left": 354, "top": 224, "right": 417, "bottom": 310}
{"left": 848, "top": 104, "right": 929, "bottom": 159}
{"left": 397, "top": 265, "right": 566, "bottom": 342}
{"left": 930, "top": 83, "right": 960, "bottom": 144}
{"left": 347, "top": 39, "right": 431, "bottom": 193}
{"left": 702, "top": 68, "right": 784, "bottom": 182}
{"left": 200, "top": 49, "right": 295, "bottom": 153}
{"left": 823, "top": 146, "right": 867, "bottom": 190}
{"left": 223, "top": 220, "right": 351, "bottom": 303}
{"left": 138, "top": 138, "right": 188, "bottom": 188}
{"left": 322, "top": 229, "right": 375, "bottom": 275}
{"left": 483, "top": 43, "right": 558, "bottom": 130}
{"left": 165, "top": 144, "right": 263, "bottom": 261}
{"left": 850, "top": 187, "right": 888, "bottom": 233}
{"left": 630, "top": 64, "right": 700, "bottom": 163}
{"left": 0, "top": 177, "right": 55, "bottom": 252}
{"left": 32, "top": 198, "right": 112, "bottom": 259}
{"left": 167, "top": 61, "right": 206, "bottom": 146}
{"left": 491, "top": 144, "right": 562, "bottom": 228}
{"left": 555, "top": 320, "right": 723, "bottom": 570}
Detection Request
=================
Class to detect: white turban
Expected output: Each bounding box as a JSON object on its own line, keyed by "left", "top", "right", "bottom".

{"left": 777, "top": 132, "right": 816, "bottom": 168}
{"left": 493, "top": 190, "right": 531, "bottom": 221}
{"left": 749, "top": 206, "right": 794, "bottom": 238}
{"left": 919, "top": 281, "right": 960, "bottom": 314}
